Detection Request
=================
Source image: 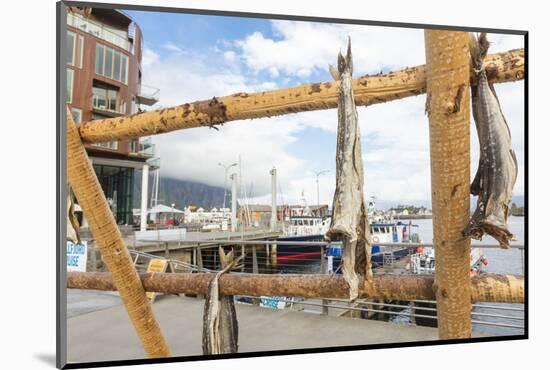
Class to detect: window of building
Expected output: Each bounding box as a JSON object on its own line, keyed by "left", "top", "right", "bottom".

{"left": 105, "top": 47, "right": 113, "bottom": 79}
{"left": 95, "top": 44, "right": 104, "bottom": 75}
{"left": 92, "top": 141, "right": 119, "bottom": 150}
{"left": 90, "top": 113, "right": 119, "bottom": 151}
{"left": 67, "top": 31, "right": 76, "bottom": 65}
{"left": 95, "top": 43, "right": 129, "bottom": 84}
{"left": 78, "top": 35, "right": 84, "bottom": 68}
{"left": 113, "top": 52, "right": 121, "bottom": 81}
{"left": 92, "top": 84, "right": 118, "bottom": 112}
{"left": 67, "top": 68, "right": 74, "bottom": 103}
{"left": 71, "top": 108, "right": 82, "bottom": 124}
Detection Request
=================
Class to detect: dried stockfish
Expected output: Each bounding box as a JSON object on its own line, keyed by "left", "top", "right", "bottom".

{"left": 202, "top": 248, "right": 242, "bottom": 355}
{"left": 326, "top": 38, "right": 373, "bottom": 302}
{"left": 463, "top": 33, "right": 518, "bottom": 248}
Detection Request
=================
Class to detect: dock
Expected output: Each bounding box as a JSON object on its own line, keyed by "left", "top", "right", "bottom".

{"left": 67, "top": 289, "right": 447, "bottom": 364}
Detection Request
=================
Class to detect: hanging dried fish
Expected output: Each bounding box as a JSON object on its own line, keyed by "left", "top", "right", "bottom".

{"left": 463, "top": 33, "right": 518, "bottom": 248}
{"left": 326, "top": 38, "right": 372, "bottom": 302}
{"left": 202, "top": 248, "right": 243, "bottom": 355}
{"left": 67, "top": 185, "right": 81, "bottom": 244}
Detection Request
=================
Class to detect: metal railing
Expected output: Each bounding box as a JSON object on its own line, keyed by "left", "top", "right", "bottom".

{"left": 234, "top": 295, "right": 525, "bottom": 332}
{"left": 129, "top": 137, "right": 155, "bottom": 158}
{"left": 138, "top": 84, "right": 160, "bottom": 102}
{"left": 85, "top": 236, "right": 524, "bottom": 333}
{"left": 67, "top": 12, "right": 131, "bottom": 52}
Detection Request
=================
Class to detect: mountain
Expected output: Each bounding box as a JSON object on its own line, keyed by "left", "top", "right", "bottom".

{"left": 133, "top": 174, "right": 225, "bottom": 210}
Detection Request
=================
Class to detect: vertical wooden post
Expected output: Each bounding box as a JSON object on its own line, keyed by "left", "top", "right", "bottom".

{"left": 320, "top": 246, "right": 329, "bottom": 315}
{"left": 270, "top": 243, "right": 278, "bottom": 268}
{"left": 241, "top": 244, "right": 246, "bottom": 272}
{"left": 425, "top": 31, "right": 472, "bottom": 339}
{"left": 252, "top": 245, "right": 259, "bottom": 274}
{"left": 65, "top": 107, "right": 171, "bottom": 357}
{"left": 196, "top": 245, "right": 203, "bottom": 269}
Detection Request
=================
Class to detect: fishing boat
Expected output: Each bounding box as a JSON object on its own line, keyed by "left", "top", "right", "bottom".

{"left": 325, "top": 221, "right": 422, "bottom": 268}
{"left": 275, "top": 215, "right": 331, "bottom": 264}
{"left": 276, "top": 194, "right": 424, "bottom": 266}
{"left": 408, "top": 246, "right": 488, "bottom": 275}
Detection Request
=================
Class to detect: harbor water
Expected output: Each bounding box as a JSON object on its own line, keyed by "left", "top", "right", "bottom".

{"left": 394, "top": 216, "right": 525, "bottom": 335}
{"left": 277, "top": 216, "right": 525, "bottom": 335}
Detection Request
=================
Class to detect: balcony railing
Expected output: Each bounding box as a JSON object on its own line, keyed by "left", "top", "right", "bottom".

{"left": 67, "top": 12, "right": 132, "bottom": 52}
{"left": 136, "top": 84, "right": 160, "bottom": 106}
{"left": 129, "top": 137, "right": 155, "bottom": 159}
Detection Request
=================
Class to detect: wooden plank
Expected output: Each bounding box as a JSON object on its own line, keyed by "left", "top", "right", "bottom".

{"left": 67, "top": 271, "right": 525, "bottom": 303}
{"left": 78, "top": 49, "right": 524, "bottom": 144}
{"left": 425, "top": 30, "right": 472, "bottom": 339}
{"left": 66, "top": 107, "right": 171, "bottom": 358}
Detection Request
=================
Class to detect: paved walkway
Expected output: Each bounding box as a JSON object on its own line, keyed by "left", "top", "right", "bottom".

{"left": 67, "top": 290, "right": 442, "bottom": 364}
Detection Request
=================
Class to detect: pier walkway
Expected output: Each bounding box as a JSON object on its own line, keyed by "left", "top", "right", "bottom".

{"left": 67, "top": 289, "right": 442, "bottom": 364}
{"left": 130, "top": 229, "right": 282, "bottom": 254}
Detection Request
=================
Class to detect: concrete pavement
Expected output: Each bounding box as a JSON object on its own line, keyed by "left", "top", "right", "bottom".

{"left": 67, "top": 290, "right": 441, "bottom": 364}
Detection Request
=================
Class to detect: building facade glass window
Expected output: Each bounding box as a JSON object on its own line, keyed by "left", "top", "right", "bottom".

{"left": 93, "top": 164, "right": 134, "bottom": 225}
{"left": 95, "top": 43, "right": 129, "bottom": 84}
{"left": 71, "top": 107, "right": 82, "bottom": 124}
{"left": 78, "top": 35, "right": 84, "bottom": 68}
{"left": 67, "top": 69, "right": 74, "bottom": 103}
{"left": 67, "top": 31, "right": 76, "bottom": 65}
{"left": 92, "top": 84, "right": 118, "bottom": 112}
{"left": 95, "top": 44, "right": 104, "bottom": 75}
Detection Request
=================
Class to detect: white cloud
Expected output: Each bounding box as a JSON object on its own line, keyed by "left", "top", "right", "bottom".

{"left": 141, "top": 47, "right": 159, "bottom": 68}
{"left": 161, "top": 41, "right": 184, "bottom": 54}
{"left": 140, "top": 25, "right": 524, "bottom": 209}
{"left": 141, "top": 47, "right": 308, "bottom": 198}
{"left": 235, "top": 21, "right": 425, "bottom": 78}
{"left": 223, "top": 50, "right": 237, "bottom": 63}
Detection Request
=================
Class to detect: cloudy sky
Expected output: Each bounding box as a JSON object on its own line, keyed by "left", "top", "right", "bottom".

{"left": 126, "top": 10, "right": 524, "bottom": 208}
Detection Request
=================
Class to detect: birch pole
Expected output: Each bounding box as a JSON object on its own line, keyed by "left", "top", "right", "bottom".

{"left": 67, "top": 272, "right": 525, "bottom": 303}
{"left": 425, "top": 31, "right": 472, "bottom": 339}
{"left": 78, "top": 49, "right": 524, "bottom": 144}
{"left": 66, "top": 107, "right": 171, "bottom": 357}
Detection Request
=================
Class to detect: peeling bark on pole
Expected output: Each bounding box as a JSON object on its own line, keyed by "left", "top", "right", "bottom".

{"left": 78, "top": 49, "right": 524, "bottom": 144}
{"left": 67, "top": 271, "right": 524, "bottom": 303}
{"left": 66, "top": 107, "right": 171, "bottom": 358}
{"left": 425, "top": 31, "right": 472, "bottom": 339}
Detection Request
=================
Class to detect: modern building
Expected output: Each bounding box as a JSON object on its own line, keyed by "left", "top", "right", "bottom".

{"left": 65, "top": 7, "right": 159, "bottom": 225}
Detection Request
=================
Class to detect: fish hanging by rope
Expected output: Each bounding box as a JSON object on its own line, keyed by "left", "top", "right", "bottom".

{"left": 67, "top": 185, "right": 81, "bottom": 244}
{"left": 202, "top": 248, "right": 243, "bottom": 355}
{"left": 463, "top": 33, "right": 518, "bottom": 248}
{"left": 326, "top": 38, "right": 373, "bottom": 302}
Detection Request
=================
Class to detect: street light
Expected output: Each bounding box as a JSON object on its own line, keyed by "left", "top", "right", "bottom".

{"left": 314, "top": 170, "right": 329, "bottom": 215}
{"left": 218, "top": 162, "right": 238, "bottom": 217}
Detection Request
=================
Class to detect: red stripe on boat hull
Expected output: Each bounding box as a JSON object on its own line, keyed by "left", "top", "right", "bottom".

{"left": 277, "top": 251, "right": 322, "bottom": 263}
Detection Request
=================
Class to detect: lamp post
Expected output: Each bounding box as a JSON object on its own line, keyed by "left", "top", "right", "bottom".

{"left": 218, "top": 162, "right": 238, "bottom": 218}
{"left": 314, "top": 170, "right": 329, "bottom": 216}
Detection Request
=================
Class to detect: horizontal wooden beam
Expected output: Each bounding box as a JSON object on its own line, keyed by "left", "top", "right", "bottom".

{"left": 67, "top": 271, "right": 524, "bottom": 303}
{"left": 79, "top": 48, "right": 524, "bottom": 144}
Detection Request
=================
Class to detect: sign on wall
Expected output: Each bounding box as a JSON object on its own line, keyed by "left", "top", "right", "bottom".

{"left": 260, "top": 296, "right": 286, "bottom": 309}
{"left": 67, "top": 241, "right": 88, "bottom": 272}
